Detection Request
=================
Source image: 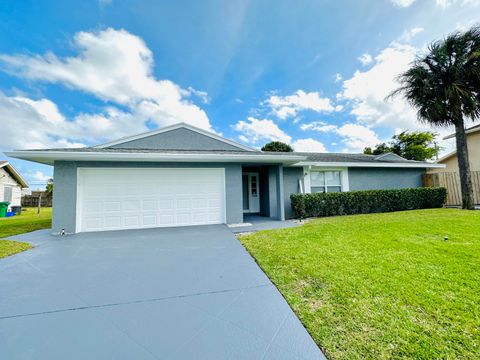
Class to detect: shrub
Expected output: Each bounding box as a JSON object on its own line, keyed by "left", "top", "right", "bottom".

{"left": 290, "top": 187, "right": 447, "bottom": 219}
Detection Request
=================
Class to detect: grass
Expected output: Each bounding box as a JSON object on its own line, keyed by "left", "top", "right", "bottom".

{"left": 239, "top": 209, "right": 480, "bottom": 359}
{"left": 0, "top": 240, "right": 32, "bottom": 259}
{"left": 0, "top": 207, "right": 52, "bottom": 239}
{"left": 0, "top": 207, "right": 52, "bottom": 258}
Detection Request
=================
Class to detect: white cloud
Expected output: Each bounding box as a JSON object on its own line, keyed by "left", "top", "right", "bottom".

{"left": 436, "top": 0, "right": 480, "bottom": 8}
{"left": 336, "top": 124, "right": 382, "bottom": 152}
{"left": 233, "top": 117, "right": 292, "bottom": 144}
{"left": 32, "top": 171, "right": 51, "bottom": 182}
{"left": 300, "top": 120, "right": 382, "bottom": 152}
{"left": 400, "top": 26, "right": 424, "bottom": 42}
{"left": 334, "top": 73, "right": 343, "bottom": 83}
{"left": 0, "top": 28, "right": 213, "bottom": 134}
{"left": 338, "top": 42, "right": 420, "bottom": 130}
{"left": 358, "top": 53, "right": 373, "bottom": 66}
{"left": 300, "top": 121, "right": 338, "bottom": 133}
{"left": 291, "top": 138, "right": 327, "bottom": 152}
{"left": 264, "top": 90, "right": 336, "bottom": 119}
{"left": 391, "top": 0, "right": 417, "bottom": 7}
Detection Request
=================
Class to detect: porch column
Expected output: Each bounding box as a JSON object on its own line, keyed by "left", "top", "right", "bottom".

{"left": 275, "top": 165, "right": 285, "bottom": 221}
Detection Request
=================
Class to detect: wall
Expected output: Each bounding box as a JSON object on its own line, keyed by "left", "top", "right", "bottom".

{"left": 429, "top": 131, "right": 480, "bottom": 173}
{"left": 0, "top": 167, "right": 22, "bottom": 206}
{"left": 110, "top": 128, "right": 245, "bottom": 151}
{"left": 52, "top": 161, "right": 242, "bottom": 233}
{"left": 283, "top": 167, "right": 303, "bottom": 219}
{"left": 348, "top": 167, "right": 425, "bottom": 190}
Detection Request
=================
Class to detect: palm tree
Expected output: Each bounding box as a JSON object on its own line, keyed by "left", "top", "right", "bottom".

{"left": 392, "top": 26, "right": 480, "bottom": 209}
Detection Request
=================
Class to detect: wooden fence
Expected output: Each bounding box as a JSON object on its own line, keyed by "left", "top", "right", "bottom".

{"left": 423, "top": 171, "right": 480, "bottom": 206}
{"left": 21, "top": 192, "right": 52, "bottom": 207}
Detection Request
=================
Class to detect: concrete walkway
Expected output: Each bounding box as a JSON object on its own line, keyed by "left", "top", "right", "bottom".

{"left": 0, "top": 225, "right": 324, "bottom": 359}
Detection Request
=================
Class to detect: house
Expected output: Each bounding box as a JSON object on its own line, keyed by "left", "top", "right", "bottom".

{"left": 0, "top": 161, "right": 29, "bottom": 208}
{"left": 428, "top": 124, "right": 480, "bottom": 173}
{"left": 6, "top": 123, "right": 443, "bottom": 233}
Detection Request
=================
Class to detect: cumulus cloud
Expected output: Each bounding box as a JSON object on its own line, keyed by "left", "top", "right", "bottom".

{"left": 291, "top": 138, "right": 327, "bottom": 152}
{"left": 264, "top": 90, "right": 336, "bottom": 119}
{"left": 0, "top": 28, "right": 213, "bottom": 148}
{"left": 336, "top": 124, "right": 382, "bottom": 152}
{"left": 338, "top": 42, "right": 420, "bottom": 131}
{"left": 32, "top": 171, "right": 51, "bottom": 181}
{"left": 358, "top": 53, "right": 373, "bottom": 66}
{"left": 233, "top": 117, "right": 292, "bottom": 144}
{"left": 390, "top": 0, "right": 417, "bottom": 7}
{"left": 300, "top": 120, "right": 381, "bottom": 152}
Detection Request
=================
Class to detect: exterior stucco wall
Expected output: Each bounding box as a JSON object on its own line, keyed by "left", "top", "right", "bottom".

{"left": 429, "top": 131, "right": 480, "bottom": 173}
{"left": 109, "top": 128, "right": 245, "bottom": 151}
{"left": 283, "top": 167, "right": 303, "bottom": 219}
{"left": 52, "top": 161, "right": 243, "bottom": 233}
{"left": 348, "top": 167, "right": 425, "bottom": 190}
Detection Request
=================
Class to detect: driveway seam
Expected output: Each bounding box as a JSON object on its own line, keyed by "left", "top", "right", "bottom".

{"left": 0, "top": 283, "right": 271, "bottom": 320}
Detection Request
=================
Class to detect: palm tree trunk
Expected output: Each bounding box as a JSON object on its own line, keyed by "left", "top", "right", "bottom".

{"left": 454, "top": 117, "right": 474, "bottom": 209}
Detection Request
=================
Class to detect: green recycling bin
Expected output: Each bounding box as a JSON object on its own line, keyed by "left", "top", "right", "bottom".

{"left": 0, "top": 202, "right": 10, "bottom": 218}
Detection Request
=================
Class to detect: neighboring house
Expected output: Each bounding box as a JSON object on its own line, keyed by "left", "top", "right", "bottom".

{"left": 428, "top": 124, "right": 480, "bottom": 173}
{"left": 6, "top": 123, "right": 443, "bottom": 234}
{"left": 0, "top": 161, "right": 29, "bottom": 207}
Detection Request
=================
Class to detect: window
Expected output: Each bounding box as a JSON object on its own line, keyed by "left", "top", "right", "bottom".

{"left": 310, "top": 171, "right": 342, "bottom": 193}
{"left": 4, "top": 186, "right": 12, "bottom": 202}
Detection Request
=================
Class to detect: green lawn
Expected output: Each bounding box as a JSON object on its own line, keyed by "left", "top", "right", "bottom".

{"left": 0, "top": 240, "right": 32, "bottom": 259}
{"left": 0, "top": 207, "right": 52, "bottom": 239}
{"left": 239, "top": 209, "right": 480, "bottom": 359}
{"left": 0, "top": 207, "right": 52, "bottom": 258}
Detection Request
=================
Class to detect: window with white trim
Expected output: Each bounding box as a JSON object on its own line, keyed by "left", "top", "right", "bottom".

{"left": 310, "top": 171, "right": 342, "bottom": 193}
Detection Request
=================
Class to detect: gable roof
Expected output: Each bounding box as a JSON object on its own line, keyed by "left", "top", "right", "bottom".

{"left": 443, "top": 124, "right": 480, "bottom": 140}
{"left": 0, "top": 161, "right": 29, "bottom": 187}
{"left": 94, "top": 123, "right": 257, "bottom": 152}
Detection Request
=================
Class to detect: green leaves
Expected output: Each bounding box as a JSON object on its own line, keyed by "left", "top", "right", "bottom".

{"left": 261, "top": 141, "right": 294, "bottom": 152}
{"left": 393, "top": 25, "right": 480, "bottom": 126}
{"left": 290, "top": 188, "right": 447, "bottom": 218}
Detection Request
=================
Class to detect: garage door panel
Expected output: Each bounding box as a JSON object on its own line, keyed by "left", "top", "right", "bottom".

{"left": 78, "top": 168, "right": 225, "bottom": 232}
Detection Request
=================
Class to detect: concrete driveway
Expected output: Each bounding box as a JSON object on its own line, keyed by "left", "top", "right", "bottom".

{"left": 0, "top": 225, "right": 324, "bottom": 359}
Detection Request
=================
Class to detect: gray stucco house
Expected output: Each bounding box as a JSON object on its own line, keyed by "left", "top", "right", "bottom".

{"left": 7, "top": 123, "right": 443, "bottom": 233}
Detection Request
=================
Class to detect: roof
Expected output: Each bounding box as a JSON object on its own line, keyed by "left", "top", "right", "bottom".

{"left": 94, "top": 122, "right": 257, "bottom": 152}
{"left": 4, "top": 123, "right": 444, "bottom": 169}
{"left": 443, "top": 124, "right": 480, "bottom": 140}
{"left": 0, "top": 161, "right": 29, "bottom": 188}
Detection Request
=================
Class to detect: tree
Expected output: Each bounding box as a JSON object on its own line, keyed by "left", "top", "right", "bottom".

{"left": 45, "top": 178, "right": 53, "bottom": 195}
{"left": 391, "top": 26, "right": 480, "bottom": 209}
{"left": 261, "top": 141, "right": 294, "bottom": 152}
{"left": 363, "top": 131, "right": 439, "bottom": 161}
{"left": 364, "top": 142, "right": 393, "bottom": 156}
{"left": 391, "top": 131, "right": 439, "bottom": 161}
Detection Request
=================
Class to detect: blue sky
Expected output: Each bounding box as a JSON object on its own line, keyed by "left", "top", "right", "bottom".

{"left": 0, "top": 0, "right": 479, "bottom": 189}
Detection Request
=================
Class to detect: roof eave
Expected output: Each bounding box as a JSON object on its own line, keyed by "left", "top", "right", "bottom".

{"left": 295, "top": 161, "right": 446, "bottom": 169}
{"left": 0, "top": 161, "right": 29, "bottom": 187}
{"left": 5, "top": 150, "right": 307, "bottom": 166}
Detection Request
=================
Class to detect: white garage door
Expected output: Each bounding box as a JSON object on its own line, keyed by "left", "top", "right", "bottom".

{"left": 76, "top": 168, "right": 226, "bottom": 232}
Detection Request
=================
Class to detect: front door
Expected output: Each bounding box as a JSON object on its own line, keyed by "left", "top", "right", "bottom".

{"left": 242, "top": 172, "right": 260, "bottom": 213}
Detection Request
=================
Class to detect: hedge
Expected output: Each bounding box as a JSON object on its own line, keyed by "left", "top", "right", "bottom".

{"left": 290, "top": 187, "right": 447, "bottom": 219}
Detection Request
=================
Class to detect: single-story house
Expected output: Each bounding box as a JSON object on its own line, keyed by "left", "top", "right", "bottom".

{"left": 6, "top": 123, "right": 443, "bottom": 233}
{"left": 428, "top": 124, "right": 480, "bottom": 173}
{"left": 0, "top": 161, "right": 29, "bottom": 208}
